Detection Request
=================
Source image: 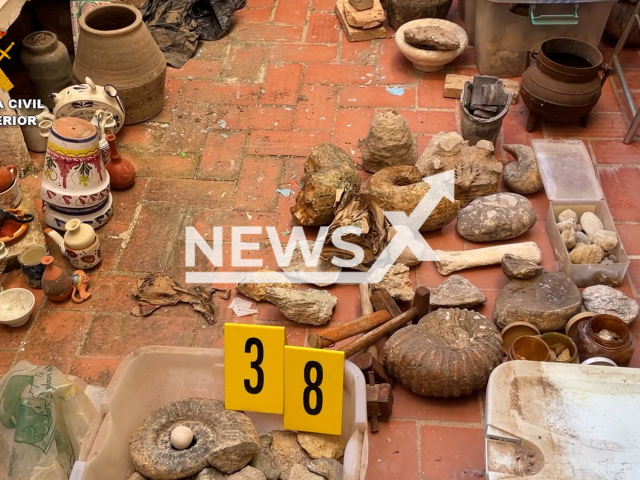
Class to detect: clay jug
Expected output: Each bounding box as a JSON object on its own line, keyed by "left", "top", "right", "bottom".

{"left": 73, "top": 4, "right": 166, "bottom": 124}
{"left": 573, "top": 314, "right": 634, "bottom": 367}
{"left": 105, "top": 134, "right": 136, "bottom": 189}
{"left": 0, "top": 164, "right": 18, "bottom": 193}
{"left": 41, "top": 255, "right": 72, "bottom": 301}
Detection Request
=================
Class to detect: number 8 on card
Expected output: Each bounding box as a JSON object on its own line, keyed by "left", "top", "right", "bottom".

{"left": 225, "top": 324, "right": 285, "bottom": 414}
{"left": 283, "top": 346, "right": 344, "bottom": 435}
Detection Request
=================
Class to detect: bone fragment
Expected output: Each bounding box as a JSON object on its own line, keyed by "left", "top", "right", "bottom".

{"left": 433, "top": 242, "right": 542, "bottom": 275}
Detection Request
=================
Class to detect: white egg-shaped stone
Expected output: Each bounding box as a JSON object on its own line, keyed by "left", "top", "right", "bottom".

{"left": 170, "top": 426, "right": 194, "bottom": 450}
{"left": 580, "top": 212, "right": 604, "bottom": 237}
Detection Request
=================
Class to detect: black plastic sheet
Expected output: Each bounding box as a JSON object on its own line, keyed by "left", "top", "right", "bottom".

{"left": 141, "top": 0, "right": 246, "bottom": 68}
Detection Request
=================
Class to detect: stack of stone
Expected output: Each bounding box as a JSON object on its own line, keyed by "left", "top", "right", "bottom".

{"left": 335, "top": 0, "right": 386, "bottom": 42}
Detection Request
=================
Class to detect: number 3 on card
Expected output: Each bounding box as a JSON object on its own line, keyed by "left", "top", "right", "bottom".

{"left": 283, "top": 346, "right": 344, "bottom": 435}
{"left": 225, "top": 324, "right": 285, "bottom": 414}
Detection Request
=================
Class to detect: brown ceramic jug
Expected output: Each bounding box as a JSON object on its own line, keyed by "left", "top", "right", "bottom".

{"left": 0, "top": 164, "right": 18, "bottom": 192}
{"left": 573, "top": 314, "right": 634, "bottom": 367}
{"left": 105, "top": 134, "right": 135, "bottom": 190}
{"left": 41, "top": 255, "right": 72, "bottom": 301}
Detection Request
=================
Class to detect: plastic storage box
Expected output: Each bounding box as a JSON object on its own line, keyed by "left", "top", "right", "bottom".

{"left": 533, "top": 139, "right": 629, "bottom": 288}
{"left": 473, "top": 0, "right": 615, "bottom": 77}
{"left": 485, "top": 361, "right": 640, "bottom": 479}
{"left": 70, "top": 346, "right": 369, "bottom": 480}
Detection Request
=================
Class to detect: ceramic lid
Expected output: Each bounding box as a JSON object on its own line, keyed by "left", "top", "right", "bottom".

{"left": 532, "top": 139, "right": 604, "bottom": 202}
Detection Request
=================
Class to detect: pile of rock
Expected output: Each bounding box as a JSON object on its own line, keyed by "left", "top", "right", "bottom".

{"left": 335, "top": 0, "right": 386, "bottom": 42}
{"left": 556, "top": 210, "right": 619, "bottom": 265}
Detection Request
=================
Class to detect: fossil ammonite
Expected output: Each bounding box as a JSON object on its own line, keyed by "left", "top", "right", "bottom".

{"left": 382, "top": 308, "right": 503, "bottom": 397}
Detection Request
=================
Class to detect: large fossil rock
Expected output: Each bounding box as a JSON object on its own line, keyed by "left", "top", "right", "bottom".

{"left": 360, "top": 110, "right": 418, "bottom": 173}
{"left": 416, "top": 132, "right": 502, "bottom": 207}
{"left": 236, "top": 271, "right": 294, "bottom": 302}
{"left": 383, "top": 309, "right": 503, "bottom": 397}
{"left": 494, "top": 271, "right": 582, "bottom": 332}
{"left": 263, "top": 287, "right": 337, "bottom": 325}
{"left": 456, "top": 193, "right": 536, "bottom": 242}
{"left": 297, "top": 432, "right": 346, "bottom": 460}
{"left": 365, "top": 165, "right": 460, "bottom": 232}
{"left": 371, "top": 264, "right": 414, "bottom": 302}
{"left": 404, "top": 26, "right": 461, "bottom": 51}
{"left": 502, "top": 144, "right": 543, "bottom": 195}
{"left": 430, "top": 275, "right": 486, "bottom": 308}
{"left": 582, "top": 285, "right": 639, "bottom": 324}
{"left": 129, "top": 399, "right": 260, "bottom": 479}
{"left": 250, "top": 434, "right": 279, "bottom": 480}
{"left": 291, "top": 143, "right": 361, "bottom": 226}
{"left": 270, "top": 431, "right": 311, "bottom": 480}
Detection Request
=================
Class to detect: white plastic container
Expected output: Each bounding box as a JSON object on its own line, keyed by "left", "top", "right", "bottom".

{"left": 474, "top": 0, "right": 615, "bottom": 77}
{"left": 485, "top": 361, "right": 640, "bottom": 479}
{"left": 71, "top": 346, "right": 368, "bottom": 480}
{"left": 533, "top": 139, "right": 629, "bottom": 287}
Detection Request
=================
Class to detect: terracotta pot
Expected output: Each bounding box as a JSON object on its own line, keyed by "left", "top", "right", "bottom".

{"left": 521, "top": 38, "right": 603, "bottom": 132}
{"left": 105, "top": 134, "right": 136, "bottom": 189}
{"left": 507, "top": 335, "right": 550, "bottom": 362}
{"left": 574, "top": 314, "right": 634, "bottom": 366}
{"left": 0, "top": 164, "right": 18, "bottom": 193}
{"left": 41, "top": 255, "right": 72, "bottom": 301}
{"left": 73, "top": 4, "right": 166, "bottom": 124}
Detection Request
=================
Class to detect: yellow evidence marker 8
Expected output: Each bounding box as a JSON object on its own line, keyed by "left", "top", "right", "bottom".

{"left": 224, "top": 324, "right": 286, "bottom": 414}
{"left": 283, "top": 345, "right": 345, "bottom": 435}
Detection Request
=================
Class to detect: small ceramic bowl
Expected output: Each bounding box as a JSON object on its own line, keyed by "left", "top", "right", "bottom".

{"left": 0, "top": 179, "right": 22, "bottom": 210}
{"left": 0, "top": 288, "right": 35, "bottom": 327}
{"left": 501, "top": 322, "right": 540, "bottom": 354}
{"left": 395, "top": 19, "right": 468, "bottom": 72}
{"left": 565, "top": 311, "right": 595, "bottom": 341}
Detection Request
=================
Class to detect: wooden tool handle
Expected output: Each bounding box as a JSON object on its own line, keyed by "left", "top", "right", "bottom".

{"left": 359, "top": 283, "right": 373, "bottom": 316}
{"left": 340, "top": 308, "right": 418, "bottom": 358}
{"left": 308, "top": 310, "right": 392, "bottom": 348}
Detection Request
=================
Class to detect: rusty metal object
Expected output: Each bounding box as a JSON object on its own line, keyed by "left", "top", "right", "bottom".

{"left": 382, "top": 308, "right": 503, "bottom": 397}
{"left": 307, "top": 310, "right": 392, "bottom": 348}
{"left": 412, "top": 286, "right": 430, "bottom": 324}
{"left": 521, "top": 38, "right": 603, "bottom": 132}
{"left": 365, "top": 381, "right": 393, "bottom": 432}
{"left": 354, "top": 351, "right": 393, "bottom": 385}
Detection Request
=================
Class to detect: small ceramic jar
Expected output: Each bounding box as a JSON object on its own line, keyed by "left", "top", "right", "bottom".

{"left": 0, "top": 179, "right": 22, "bottom": 210}
{"left": 64, "top": 218, "right": 96, "bottom": 249}
{"left": 574, "top": 314, "right": 634, "bottom": 367}
{"left": 507, "top": 335, "right": 551, "bottom": 362}
{"left": 538, "top": 332, "right": 580, "bottom": 364}
{"left": 44, "top": 219, "right": 102, "bottom": 269}
{"left": 18, "top": 244, "right": 50, "bottom": 288}
{"left": 17, "top": 106, "right": 55, "bottom": 153}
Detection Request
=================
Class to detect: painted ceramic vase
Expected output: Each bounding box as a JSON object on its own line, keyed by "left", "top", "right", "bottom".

{"left": 44, "top": 220, "right": 102, "bottom": 270}
{"left": 41, "top": 256, "right": 72, "bottom": 301}
{"left": 39, "top": 117, "right": 111, "bottom": 210}
{"left": 91, "top": 110, "right": 117, "bottom": 164}
{"left": 71, "top": 270, "right": 91, "bottom": 303}
{"left": 51, "top": 77, "right": 125, "bottom": 133}
{"left": 73, "top": 4, "right": 166, "bottom": 124}
{"left": 105, "top": 134, "right": 135, "bottom": 189}
{"left": 18, "top": 244, "right": 50, "bottom": 288}
{"left": 43, "top": 193, "right": 113, "bottom": 230}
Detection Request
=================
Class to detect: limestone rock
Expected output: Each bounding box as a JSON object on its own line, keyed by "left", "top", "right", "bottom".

{"left": 403, "top": 26, "right": 460, "bottom": 51}
{"left": 291, "top": 143, "right": 361, "bottom": 226}
{"left": 307, "top": 458, "right": 343, "bottom": 480}
{"left": 558, "top": 209, "right": 578, "bottom": 224}
{"left": 575, "top": 231, "right": 590, "bottom": 245}
{"left": 344, "top": 0, "right": 384, "bottom": 29}
{"left": 280, "top": 241, "right": 341, "bottom": 287}
{"left": 360, "top": 110, "right": 418, "bottom": 173}
{"left": 601, "top": 258, "right": 614, "bottom": 265}
{"left": 556, "top": 220, "right": 575, "bottom": 233}
{"left": 207, "top": 410, "right": 261, "bottom": 474}
{"left": 456, "top": 193, "right": 536, "bottom": 242}
{"left": 429, "top": 275, "right": 486, "bottom": 308}
{"left": 228, "top": 467, "right": 266, "bottom": 480}
{"left": 289, "top": 464, "right": 324, "bottom": 480}
{"left": 501, "top": 254, "right": 543, "bottom": 280}
{"left": 297, "top": 433, "right": 346, "bottom": 460}
{"left": 580, "top": 212, "right": 604, "bottom": 236}
{"left": 263, "top": 287, "right": 337, "bottom": 325}
{"left": 607, "top": 254, "right": 618, "bottom": 263}
{"left": 365, "top": 165, "right": 460, "bottom": 232}
{"left": 236, "top": 271, "right": 294, "bottom": 302}
{"left": 569, "top": 243, "right": 604, "bottom": 265}
{"left": 592, "top": 230, "right": 618, "bottom": 251}
{"left": 502, "top": 144, "right": 543, "bottom": 195}
{"left": 336, "top": 0, "right": 387, "bottom": 42}
{"left": 193, "top": 468, "right": 229, "bottom": 480}
{"left": 129, "top": 474, "right": 148, "bottom": 480}
{"left": 250, "top": 434, "right": 279, "bottom": 480}
{"left": 582, "top": 285, "right": 639, "bottom": 324}
{"left": 562, "top": 225, "right": 576, "bottom": 250}
{"left": 494, "top": 271, "right": 582, "bottom": 332}
{"left": 371, "top": 264, "right": 414, "bottom": 302}
{"left": 349, "top": 0, "right": 373, "bottom": 10}
{"left": 416, "top": 132, "right": 502, "bottom": 207}
{"left": 270, "top": 431, "right": 311, "bottom": 480}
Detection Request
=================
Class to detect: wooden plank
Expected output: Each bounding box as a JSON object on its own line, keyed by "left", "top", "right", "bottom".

{"left": 444, "top": 74, "right": 519, "bottom": 104}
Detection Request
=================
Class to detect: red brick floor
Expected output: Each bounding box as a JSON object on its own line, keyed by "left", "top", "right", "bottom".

{"left": 3, "top": 1, "right": 640, "bottom": 479}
